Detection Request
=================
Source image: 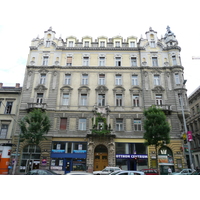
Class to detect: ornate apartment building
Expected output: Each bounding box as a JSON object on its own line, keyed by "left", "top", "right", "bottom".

{"left": 12, "top": 26, "right": 189, "bottom": 174}
{"left": 187, "top": 86, "right": 200, "bottom": 168}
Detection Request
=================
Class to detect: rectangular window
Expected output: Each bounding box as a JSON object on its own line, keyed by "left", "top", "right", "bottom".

{"left": 116, "top": 119, "right": 123, "bottom": 131}
{"left": 154, "top": 75, "right": 160, "bottom": 85}
{"left": 132, "top": 75, "right": 138, "bottom": 85}
{"left": 172, "top": 56, "right": 177, "bottom": 65}
{"left": 152, "top": 57, "right": 158, "bottom": 66}
{"left": 81, "top": 94, "right": 87, "bottom": 106}
{"left": 134, "top": 119, "right": 142, "bottom": 131}
{"left": 84, "top": 41, "right": 89, "bottom": 47}
{"left": 79, "top": 119, "right": 86, "bottom": 130}
{"left": 43, "top": 56, "right": 48, "bottom": 65}
{"left": 156, "top": 94, "right": 163, "bottom": 106}
{"left": 60, "top": 118, "right": 67, "bottom": 130}
{"left": 130, "top": 42, "right": 135, "bottom": 47}
{"left": 65, "top": 74, "right": 71, "bottom": 85}
{"left": 0, "top": 124, "right": 8, "bottom": 139}
{"left": 115, "top": 41, "right": 120, "bottom": 47}
{"left": 99, "top": 74, "right": 105, "bottom": 85}
{"left": 46, "top": 41, "right": 50, "bottom": 47}
{"left": 68, "top": 41, "right": 73, "bottom": 47}
{"left": 62, "top": 93, "right": 69, "bottom": 105}
{"left": 175, "top": 73, "right": 180, "bottom": 84}
{"left": 67, "top": 57, "right": 72, "bottom": 66}
{"left": 98, "top": 94, "right": 105, "bottom": 106}
{"left": 131, "top": 57, "right": 137, "bottom": 66}
{"left": 99, "top": 57, "right": 105, "bottom": 66}
{"left": 115, "top": 75, "right": 122, "bottom": 85}
{"left": 100, "top": 41, "right": 105, "bottom": 47}
{"left": 115, "top": 57, "right": 121, "bottom": 66}
{"left": 133, "top": 94, "right": 139, "bottom": 107}
{"left": 40, "top": 74, "right": 46, "bottom": 84}
{"left": 150, "top": 41, "right": 156, "bottom": 48}
{"left": 83, "top": 57, "right": 89, "bottom": 66}
{"left": 4, "top": 102, "right": 13, "bottom": 114}
{"left": 82, "top": 74, "right": 88, "bottom": 85}
{"left": 37, "top": 93, "right": 43, "bottom": 104}
{"left": 116, "top": 94, "right": 122, "bottom": 106}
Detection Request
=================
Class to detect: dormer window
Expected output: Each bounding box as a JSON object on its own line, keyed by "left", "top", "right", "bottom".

{"left": 68, "top": 41, "right": 74, "bottom": 47}
{"left": 100, "top": 41, "right": 105, "bottom": 47}
{"left": 115, "top": 41, "right": 120, "bottom": 47}
{"left": 84, "top": 41, "right": 89, "bottom": 47}
{"left": 130, "top": 42, "right": 135, "bottom": 47}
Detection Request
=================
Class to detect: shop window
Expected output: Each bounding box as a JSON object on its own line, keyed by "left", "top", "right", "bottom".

{"left": 52, "top": 142, "right": 66, "bottom": 150}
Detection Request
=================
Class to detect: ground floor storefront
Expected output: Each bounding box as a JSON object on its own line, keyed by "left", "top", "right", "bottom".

{"left": 10, "top": 137, "right": 186, "bottom": 174}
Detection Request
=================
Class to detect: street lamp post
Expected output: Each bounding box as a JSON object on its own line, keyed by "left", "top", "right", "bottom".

{"left": 180, "top": 80, "right": 194, "bottom": 171}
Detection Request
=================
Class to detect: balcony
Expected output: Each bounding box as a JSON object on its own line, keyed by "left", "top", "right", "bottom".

{"left": 27, "top": 103, "right": 47, "bottom": 111}
{"left": 154, "top": 104, "right": 172, "bottom": 115}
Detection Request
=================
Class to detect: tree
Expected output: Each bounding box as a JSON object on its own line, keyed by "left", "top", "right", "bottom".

{"left": 19, "top": 109, "right": 51, "bottom": 145}
{"left": 143, "top": 106, "right": 170, "bottom": 170}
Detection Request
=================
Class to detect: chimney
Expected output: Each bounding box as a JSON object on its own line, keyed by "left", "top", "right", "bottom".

{"left": 0, "top": 83, "right": 3, "bottom": 88}
{"left": 15, "top": 83, "right": 20, "bottom": 88}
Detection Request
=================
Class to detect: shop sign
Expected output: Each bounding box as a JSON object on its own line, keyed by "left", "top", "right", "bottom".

{"left": 116, "top": 154, "right": 148, "bottom": 159}
{"left": 52, "top": 150, "right": 65, "bottom": 153}
{"left": 42, "top": 159, "right": 47, "bottom": 165}
{"left": 51, "top": 166, "right": 62, "bottom": 170}
{"left": 73, "top": 150, "right": 86, "bottom": 153}
{"left": 158, "top": 155, "right": 173, "bottom": 164}
{"left": 187, "top": 131, "right": 193, "bottom": 141}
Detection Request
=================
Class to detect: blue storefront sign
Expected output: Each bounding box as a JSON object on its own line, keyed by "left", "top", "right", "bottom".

{"left": 73, "top": 150, "right": 87, "bottom": 153}
{"left": 52, "top": 150, "right": 65, "bottom": 153}
{"left": 116, "top": 154, "right": 148, "bottom": 159}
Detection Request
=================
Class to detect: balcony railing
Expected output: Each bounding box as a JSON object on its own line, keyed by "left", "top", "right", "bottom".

{"left": 27, "top": 103, "right": 47, "bottom": 110}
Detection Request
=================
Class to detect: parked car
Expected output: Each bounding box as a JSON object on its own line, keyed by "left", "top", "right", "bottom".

{"left": 171, "top": 169, "right": 192, "bottom": 175}
{"left": 66, "top": 171, "right": 93, "bottom": 175}
{"left": 25, "top": 169, "right": 60, "bottom": 175}
{"left": 191, "top": 170, "right": 200, "bottom": 175}
{"left": 93, "top": 167, "right": 121, "bottom": 175}
{"left": 114, "top": 170, "right": 145, "bottom": 175}
{"left": 109, "top": 170, "right": 123, "bottom": 175}
{"left": 141, "top": 169, "right": 159, "bottom": 175}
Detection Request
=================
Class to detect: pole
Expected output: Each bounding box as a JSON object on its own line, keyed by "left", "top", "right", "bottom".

{"left": 180, "top": 82, "right": 194, "bottom": 171}
{"left": 12, "top": 132, "right": 20, "bottom": 175}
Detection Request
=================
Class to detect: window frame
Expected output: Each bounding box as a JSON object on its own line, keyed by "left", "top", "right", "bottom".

{"left": 79, "top": 118, "right": 87, "bottom": 130}
{"left": 99, "top": 57, "right": 105, "bottom": 66}
{"left": 115, "top": 57, "right": 121, "bottom": 66}
{"left": 60, "top": 118, "right": 67, "bottom": 130}
{"left": 66, "top": 57, "right": 72, "bottom": 66}
{"left": 62, "top": 93, "right": 70, "bottom": 105}
{"left": 116, "top": 118, "right": 123, "bottom": 131}
{"left": 36, "top": 93, "right": 43, "bottom": 104}
{"left": 83, "top": 57, "right": 89, "bottom": 66}
{"left": 98, "top": 94, "right": 105, "bottom": 106}
{"left": 132, "top": 75, "right": 138, "bottom": 86}
{"left": 133, "top": 94, "right": 140, "bottom": 107}
{"left": 154, "top": 75, "right": 160, "bottom": 85}
{"left": 4, "top": 102, "right": 13, "bottom": 114}
{"left": 40, "top": 74, "right": 46, "bottom": 85}
{"left": 65, "top": 74, "right": 71, "bottom": 85}
{"left": 152, "top": 57, "right": 158, "bottom": 66}
{"left": 156, "top": 94, "right": 163, "bottom": 106}
{"left": 99, "top": 74, "right": 105, "bottom": 85}
{"left": 43, "top": 56, "right": 48, "bottom": 66}
{"left": 80, "top": 94, "right": 88, "bottom": 106}
{"left": 116, "top": 94, "right": 123, "bottom": 107}
{"left": 115, "top": 74, "right": 122, "bottom": 85}
{"left": 82, "top": 74, "right": 88, "bottom": 85}
{"left": 0, "top": 124, "right": 9, "bottom": 139}
{"left": 131, "top": 57, "right": 137, "bottom": 67}
{"left": 134, "top": 119, "right": 142, "bottom": 131}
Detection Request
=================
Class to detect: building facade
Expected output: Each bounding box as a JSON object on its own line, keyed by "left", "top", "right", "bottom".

{"left": 0, "top": 83, "right": 22, "bottom": 174}
{"left": 12, "top": 27, "right": 189, "bottom": 174}
{"left": 187, "top": 86, "right": 200, "bottom": 169}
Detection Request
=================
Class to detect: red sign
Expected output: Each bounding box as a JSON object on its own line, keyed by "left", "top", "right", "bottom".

{"left": 187, "top": 131, "right": 193, "bottom": 141}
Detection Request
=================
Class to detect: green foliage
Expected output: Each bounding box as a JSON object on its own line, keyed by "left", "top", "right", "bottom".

{"left": 143, "top": 106, "right": 170, "bottom": 147}
{"left": 19, "top": 109, "right": 51, "bottom": 145}
{"left": 91, "top": 112, "right": 111, "bottom": 136}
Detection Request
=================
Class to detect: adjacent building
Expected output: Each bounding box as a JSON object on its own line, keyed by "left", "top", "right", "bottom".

{"left": 0, "top": 83, "right": 22, "bottom": 174}
{"left": 12, "top": 26, "right": 189, "bottom": 174}
{"left": 187, "top": 86, "right": 200, "bottom": 168}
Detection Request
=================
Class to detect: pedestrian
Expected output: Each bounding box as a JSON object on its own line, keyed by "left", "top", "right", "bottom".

{"left": 168, "top": 166, "right": 172, "bottom": 175}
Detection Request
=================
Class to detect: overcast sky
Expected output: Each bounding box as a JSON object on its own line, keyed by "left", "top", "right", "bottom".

{"left": 0, "top": 0, "right": 200, "bottom": 96}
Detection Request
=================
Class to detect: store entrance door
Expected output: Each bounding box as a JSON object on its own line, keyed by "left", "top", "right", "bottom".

{"left": 65, "top": 160, "right": 71, "bottom": 174}
{"left": 93, "top": 145, "right": 108, "bottom": 171}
